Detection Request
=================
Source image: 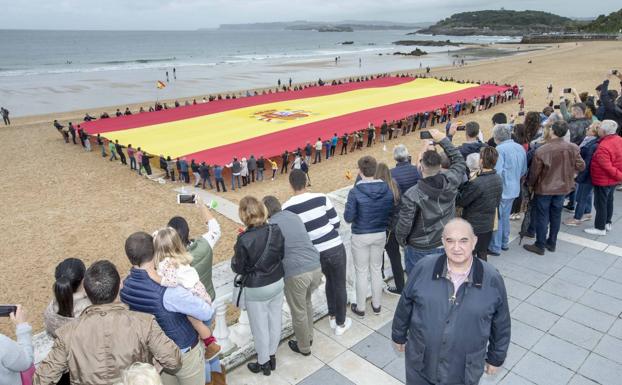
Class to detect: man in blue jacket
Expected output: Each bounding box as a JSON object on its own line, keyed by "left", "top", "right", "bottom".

{"left": 344, "top": 156, "right": 394, "bottom": 317}
{"left": 392, "top": 218, "right": 510, "bottom": 385}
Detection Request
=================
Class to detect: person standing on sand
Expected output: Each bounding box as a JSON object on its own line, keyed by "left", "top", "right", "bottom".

{"left": 166, "top": 71, "right": 169, "bottom": 82}
{"left": 313, "top": 138, "right": 322, "bottom": 164}
{"left": 97, "top": 134, "right": 106, "bottom": 157}
{"left": 115, "top": 140, "right": 127, "bottom": 165}
{"left": 127, "top": 144, "right": 136, "bottom": 170}
{"left": 108, "top": 139, "right": 117, "bottom": 161}
{"left": 68, "top": 122, "right": 77, "bottom": 145}
{"left": 340, "top": 132, "right": 349, "bottom": 155}
{"left": 173, "top": 67, "right": 176, "bottom": 80}
{"left": 1, "top": 107, "right": 10, "bottom": 125}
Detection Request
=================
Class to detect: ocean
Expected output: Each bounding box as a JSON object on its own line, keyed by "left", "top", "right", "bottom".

{"left": 0, "top": 29, "right": 519, "bottom": 117}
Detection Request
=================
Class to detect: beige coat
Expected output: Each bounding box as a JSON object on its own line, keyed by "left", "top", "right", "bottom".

{"left": 34, "top": 303, "right": 181, "bottom": 385}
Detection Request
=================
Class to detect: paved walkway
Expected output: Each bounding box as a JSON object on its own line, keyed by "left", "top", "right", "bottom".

{"left": 228, "top": 193, "right": 622, "bottom": 385}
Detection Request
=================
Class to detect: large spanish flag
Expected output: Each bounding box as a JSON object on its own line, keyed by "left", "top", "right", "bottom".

{"left": 82, "top": 77, "right": 506, "bottom": 164}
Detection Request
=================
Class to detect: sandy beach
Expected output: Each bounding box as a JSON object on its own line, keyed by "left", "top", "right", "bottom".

{"left": 1, "top": 40, "right": 620, "bottom": 336}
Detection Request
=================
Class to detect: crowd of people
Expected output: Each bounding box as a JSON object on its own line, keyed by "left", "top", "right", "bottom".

{"left": 3, "top": 71, "right": 622, "bottom": 385}
{"left": 50, "top": 73, "right": 520, "bottom": 194}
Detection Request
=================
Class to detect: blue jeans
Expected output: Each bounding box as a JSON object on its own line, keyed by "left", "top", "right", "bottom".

{"left": 404, "top": 246, "right": 444, "bottom": 277}
{"left": 573, "top": 183, "right": 593, "bottom": 220}
{"left": 534, "top": 194, "right": 564, "bottom": 250}
{"left": 231, "top": 174, "right": 241, "bottom": 190}
{"left": 490, "top": 198, "right": 514, "bottom": 253}
{"left": 100, "top": 144, "right": 107, "bottom": 157}
{"left": 257, "top": 169, "right": 264, "bottom": 181}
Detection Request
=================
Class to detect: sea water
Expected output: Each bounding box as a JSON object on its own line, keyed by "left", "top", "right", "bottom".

{"left": 0, "top": 29, "right": 518, "bottom": 117}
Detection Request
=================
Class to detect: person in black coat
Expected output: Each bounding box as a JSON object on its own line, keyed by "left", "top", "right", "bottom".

{"left": 456, "top": 147, "right": 503, "bottom": 260}
{"left": 231, "top": 196, "right": 285, "bottom": 376}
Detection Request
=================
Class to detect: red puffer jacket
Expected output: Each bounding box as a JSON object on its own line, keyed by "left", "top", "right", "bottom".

{"left": 590, "top": 134, "right": 622, "bottom": 186}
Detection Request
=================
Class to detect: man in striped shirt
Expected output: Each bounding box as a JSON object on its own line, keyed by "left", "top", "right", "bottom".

{"left": 282, "top": 170, "right": 352, "bottom": 336}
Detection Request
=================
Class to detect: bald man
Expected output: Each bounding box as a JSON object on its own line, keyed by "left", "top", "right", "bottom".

{"left": 391, "top": 218, "right": 511, "bottom": 385}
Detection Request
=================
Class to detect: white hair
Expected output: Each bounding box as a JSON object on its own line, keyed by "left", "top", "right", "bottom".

{"left": 466, "top": 153, "right": 480, "bottom": 172}
{"left": 393, "top": 144, "right": 409, "bottom": 162}
{"left": 115, "top": 363, "right": 162, "bottom": 385}
{"left": 493, "top": 124, "right": 512, "bottom": 143}
{"left": 601, "top": 120, "right": 619, "bottom": 135}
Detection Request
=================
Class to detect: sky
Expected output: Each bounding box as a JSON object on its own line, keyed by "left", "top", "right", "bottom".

{"left": 0, "top": 0, "right": 619, "bottom": 30}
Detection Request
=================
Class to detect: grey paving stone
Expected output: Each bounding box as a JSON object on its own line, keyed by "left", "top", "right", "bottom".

{"left": 568, "top": 374, "right": 600, "bottom": 385}
{"left": 531, "top": 334, "right": 590, "bottom": 371}
{"left": 579, "top": 353, "right": 622, "bottom": 385}
{"left": 480, "top": 367, "right": 507, "bottom": 385}
{"left": 511, "top": 302, "right": 559, "bottom": 332}
{"left": 592, "top": 278, "right": 622, "bottom": 300}
{"left": 510, "top": 319, "right": 545, "bottom": 350}
{"left": 377, "top": 320, "right": 392, "bottom": 340}
{"left": 298, "top": 365, "right": 356, "bottom": 385}
{"left": 383, "top": 357, "right": 406, "bottom": 383}
{"left": 496, "top": 262, "right": 550, "bottom": 287}
{"left": 594, "top": 334, "right": 622, "bottom": 365}
{"left": 507, "top": 296, "right": 521, "bottom": 313}
{"left": 602, "top": 265, "right": 622, "bottom": 284}
{"left": 498, "top": 372, "right": 537, "bottom": 385}
{"left": 549, "top": 318, "right": 604, "bottom": 350}
{"left": 554, "top": 266, "right": 599, "bottom": 289}
{"left": 608, "top": 318, "right": 622, "bottom": 340}
{"left": 502, "top": 343, "right": 527, "bottom": 370}
{"left": 564, "top": 303, "right": 617, "bottom": 333}
{"left": 525, "top": 290, "right": 574, "bottom": 316}
{"left": 541, "top": 277, "right": 587, "bottom": 301}
{"left": 578, "top": 290, "right": 622, "bottom": 317}
{"left": 351, "top": 332, "right": 400, "bottom": 369}
{"left": 510, "top": 256, "right": 564, "bottom": 275}
{"left": 513, "top": 351, "right": 574, "bottom": 385}
{"left": 551, "top": 240, "right": 587, "bottom": 255}
{"left": 504, "top": 277, "right": 537, "bottom": 301}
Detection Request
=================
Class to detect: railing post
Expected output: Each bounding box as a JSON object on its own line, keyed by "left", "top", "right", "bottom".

{"left": 212, "top": 297, "right": 233, "bottom": 354}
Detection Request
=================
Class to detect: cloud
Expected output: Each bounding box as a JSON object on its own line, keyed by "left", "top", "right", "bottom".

{"left": 0, "top": 0, "right": 618, "bottom": 30}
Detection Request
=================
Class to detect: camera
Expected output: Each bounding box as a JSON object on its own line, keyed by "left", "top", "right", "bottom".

{"left": 563, "top": 88, "right": 572, "bottom": 93}
{"left": 0, "top": 305, "right": 17, "bottom": 317}
{"left": 420, "top": 131, "right": 433, "bottom": 140}
{"left": 177, "top": 194, "right": 196, "bottom": 204}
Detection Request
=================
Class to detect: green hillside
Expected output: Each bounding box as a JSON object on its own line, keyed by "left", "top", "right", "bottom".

{"left": 582, "top": 9, "right": 622, "bottom": 33}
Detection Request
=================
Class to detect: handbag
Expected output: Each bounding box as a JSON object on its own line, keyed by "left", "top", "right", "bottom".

{"left": 231, "top": 226, "right": 273, "bottom": 309}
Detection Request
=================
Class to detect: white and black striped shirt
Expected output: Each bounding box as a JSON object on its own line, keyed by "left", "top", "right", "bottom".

{"left": 282, "top": 192, "right": 342, "bottom": 253}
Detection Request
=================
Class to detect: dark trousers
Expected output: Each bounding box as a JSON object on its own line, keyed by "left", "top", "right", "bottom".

{"left": 573, "top": 183, "right": 593, "bottom": 220}
{"left": 320, "top": 244, "right": 347, "bottom": 325}
{"left": 119, "top": 152, "right": 127, "bottom": 165}
{"left": 202, "top": 176, "right": 214, "bottom": 189}
{"left": 340, "top": 143, "right": 348, "bottom": 155}
{"left": 281, "top": 161, "right": 288, "bottom": 174}
{"left": 143, "top": 163, "right": 152, "bottom": 175}
{"left": 366, "top": 135, "right": 373, "bottom": 147}
{"left": 70, "top": 132, "right": 77, "bottom": 144}
{"left": 534, "top": 194, "right": 564, "bottom": 250}
{"left": 474, "top": 231, "right": 493, "bottom": 261}
{"left": 594, "top": 185, "right": 615, "bottom": 230}
{"left": 2, "top": 116, "right": 9, "bottom": 125}
{"left": 385, "top": 230, "right": 404, "bottom": 293}
{"left": 216, "top": 178, "right": 226, "bottom": 192}
{"left": 314, "top": 151, "right": 321, "bottom": 163}
{"left": 250, "top": 170, "right": 255, "bottom": 182}
{"left": 331, "top": 145, "right": 336, "bottom": 156}
{"left": 129, "top": 156, "right": 137, "bottom": 170}
{"left": 182, "top": 171, "right": 189, "bottom": 183}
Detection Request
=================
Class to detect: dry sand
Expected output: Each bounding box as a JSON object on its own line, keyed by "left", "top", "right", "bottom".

{"left": 1, "top": 41, "right": 620, "bottom": 336}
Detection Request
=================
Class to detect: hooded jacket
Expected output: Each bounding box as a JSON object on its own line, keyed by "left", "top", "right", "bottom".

{"left": 456, "top": 170, "right": 503, "bottom": 234}
{"left": 600, "top": 80, "right": 622, "bottom": 130}
{"left": 395, "top": 138, "right": 466, "bottom": 249}
{"left": 590, "top": 134, "right": 622, "bottom": 187}
{"left": 344, "top": 179, "right": 394, "bottom": 234}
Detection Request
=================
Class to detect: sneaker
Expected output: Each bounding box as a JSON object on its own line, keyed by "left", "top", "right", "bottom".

{"left": 523, "top": 244, "right": 545, "bottom": 255}
{"left": 606, "top": 223, "right": 612, "bottom": 232}
{"left": 335, "top": 318, "right": 352, "bottom": 336}
{"left": 584, "top": 228, "right": 607, "bottom": 236}
{"left": 563, "top": 204, "right": 575, "bottom": 213}
{"left": 580, "top": 214, "right": 592, "bottom": 222}
{"left": 204, "top": 342, "right": 222, "bottom": 361}
{"left": 350, "top": 303, "right": 365, "bottom": 318}
{"left": 563, "top": 218, "right": 581, "bottom": 226}
{"left": 384, "top": 286, "right": 401, "bottom": 296}
{"left": 329, "top": 317, "right": 336, "bottom": 329}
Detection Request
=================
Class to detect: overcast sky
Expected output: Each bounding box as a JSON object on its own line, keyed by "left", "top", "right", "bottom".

{"left": 0, "top": 0, "right": 619, "bottom": 30}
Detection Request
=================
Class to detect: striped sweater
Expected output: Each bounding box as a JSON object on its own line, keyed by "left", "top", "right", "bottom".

{"left": 282, "top": 192, "right": 342, "bottom": 253}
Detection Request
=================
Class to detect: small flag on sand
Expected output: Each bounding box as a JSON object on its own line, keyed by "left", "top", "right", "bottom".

{"left": 157, "top": 80, "right": 166, "bottom": 89}
{"left": 209, "top": 199, "right": 218, "bottom": 209}
{"left": 345, "top": 170, "right": 353, "bottom": 180}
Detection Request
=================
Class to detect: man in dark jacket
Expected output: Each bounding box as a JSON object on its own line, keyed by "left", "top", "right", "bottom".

{"left": 199, "top": 162, "right": 213, "bottom": 189}
{"left": 559, "top": 97, "right": 591, "bottom": 145}
{"left": 115, "top": 140, "right": 127, "bottom": 165}
{"left": 395, "top": 129, "right": 466, "bottom": 274}
{"left": 585, "top": 120, "right": 622, "bottom": 235}
{"left": 598, "top": 76, "right": 622, "bottom": 131}
{"left": 524, "top": 121, "right": 585, "bottom": 255}
{"left": 248, "top": 155, "right": 257, "bottom": 183}
{"left": 344, "top": 156, "right": 394, "bottom": 317}
{"left": 390, "top": 144, "right": 421, "bottom": 194}
{"left": 392, "top": 218, "right": 510, "bottom": 385}
{"left": 458, "top": 122, "right": 486, "bottom": 160}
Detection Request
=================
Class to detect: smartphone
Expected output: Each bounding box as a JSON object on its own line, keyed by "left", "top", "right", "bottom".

{"left": 420, "top": 131, "right": 433, "bottom": 140}
{"left": 456, "top": 125, "right": 466, "bottom": 131}
{"left": 177, "top": 194, "right": 196, "bottom": 204}
{"left": 518, "top": 111, "right": 525, "bottom": 116}
{"left": 563, "top": 88, "right": 572, "bottom": 93}
{"left": 553, "top": 105, "right": 560, "bottom": 110}
{"left": 612, "top": 70, "right": 619, "bottom": 75}
{"left": 0, "top": 305, "right": 17, "bottom": 317}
